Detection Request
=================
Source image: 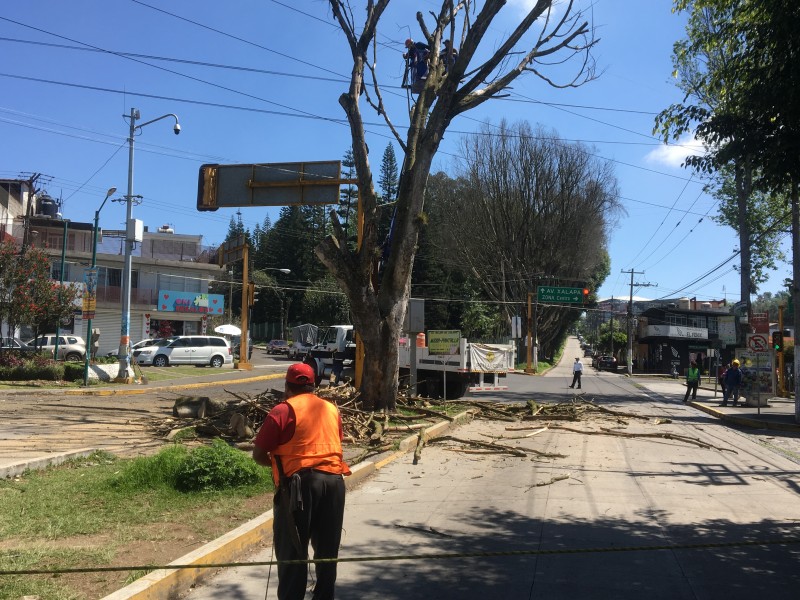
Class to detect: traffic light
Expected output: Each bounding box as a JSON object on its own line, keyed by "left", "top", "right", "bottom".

{"left": 582, "top": 288, "right": 590, "bottom": 304}
{"left": 772, "top": 331, "right": 784, "bottom": 352}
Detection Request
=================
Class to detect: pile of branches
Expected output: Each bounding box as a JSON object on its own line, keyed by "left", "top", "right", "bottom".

{"left": 151, "top": 390, "right": 680, "bottom": 463}
{"left": 456, "top": 398, "right": 649, "bottom": 424}
{"left": 149, "top": 385, "right": 467, "bottom": 458}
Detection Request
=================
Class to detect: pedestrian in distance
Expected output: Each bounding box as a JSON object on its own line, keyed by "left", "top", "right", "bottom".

{"left": 253, "top": 363, "right": 351, "bottom": 600}
{"left": 720, "top": 359, "right": 744, "bottom": 407}
{"left": 683, "top": 360, "right": 700, "bottom": 402}
{"left": 569, "top": 357, "right": 583, "bottom": 389}
{"left": 719, "top": 363, "right": 730, "bottom": 396}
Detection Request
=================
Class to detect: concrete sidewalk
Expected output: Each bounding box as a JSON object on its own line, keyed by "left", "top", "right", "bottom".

{"left": 158, "top": 391, "right": 800, "bottom": 600}
{"left": 632, "top": 374, "right": 800, "bottom": 433}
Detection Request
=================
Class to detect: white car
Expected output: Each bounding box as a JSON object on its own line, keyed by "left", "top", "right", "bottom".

{"left": 133, "top": 335, "right": 232, "bottom": 368}
{"left": 106, "top": 337, "right": 177, "bottom": 358}
{"left": 27, "top": 334, "right": 86, "bottom": 361}
{"left": 287, "top": 341, "right": 313, "bottom": 360}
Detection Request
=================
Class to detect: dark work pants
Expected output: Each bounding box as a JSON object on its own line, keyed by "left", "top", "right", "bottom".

{"left": 684, "top": 380, "right": 698, "bottom": 401}
{"left": 570, "top": 371, "right": 582, "bottom": 389}
{"left": 274, "top": 470, "right": 346, "bottom": 600}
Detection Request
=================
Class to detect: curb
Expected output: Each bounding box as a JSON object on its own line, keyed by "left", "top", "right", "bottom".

{"left": 100, "top": 409, "right": 476, "bottom": 600}
{"left": 60, "top": 372, "right": 285, "bottom": 396}
{"left": 0, "top": 448, "right": 97, "bottom": 479}
{"left": 690, "top": 401, "right": 800, "bottom": 433}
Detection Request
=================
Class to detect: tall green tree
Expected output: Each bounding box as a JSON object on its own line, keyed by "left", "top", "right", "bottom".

{"left": 655, "top": 1, "right": 788, "bottom": 318}
{"left": 325, "top": 0, "right": 596, "bottom": 411}
{"left": 337, "top": 147, "right": 358, "bottom": 243}
{"left": 709, "top": 165, "right": 787, "bottom": 293}
{"left": 430, "top": 121, "right": 619, "bottom": 358}
{"left": 657, "top": 0, "right": 800, "bottom": 417}
{"left": 377, "top": 144, "right": 399, "bottom": 202}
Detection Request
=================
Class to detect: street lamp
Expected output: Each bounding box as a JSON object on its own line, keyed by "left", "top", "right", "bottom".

{"left": 83, "top": 187, "right": 117, "bottom": 386}
{"left": 53, "top": 216, "right": 70, "bottom": 361}
{"left": 117, "top": 108, "right": 180, "bottom": 380}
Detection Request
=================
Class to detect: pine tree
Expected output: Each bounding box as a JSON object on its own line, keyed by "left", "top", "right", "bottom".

{"left": 378, "top": 143, "right": 399, "bottom": 202}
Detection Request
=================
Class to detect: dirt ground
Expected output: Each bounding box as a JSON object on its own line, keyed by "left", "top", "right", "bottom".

{"left": 0, "top": 386, "right": 384, "bottom": 599}
{"left": 0, "top": 391, "right": 178, "bottom": 464}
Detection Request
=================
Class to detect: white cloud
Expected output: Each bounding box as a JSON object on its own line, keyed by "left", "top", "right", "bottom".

{"left": 644, "top": 133, "right": 707, "bottom": 169}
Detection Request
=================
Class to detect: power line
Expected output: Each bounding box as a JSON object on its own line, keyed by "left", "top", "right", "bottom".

{"left": 0, "top": 16, "right": 346, "bottom": 128}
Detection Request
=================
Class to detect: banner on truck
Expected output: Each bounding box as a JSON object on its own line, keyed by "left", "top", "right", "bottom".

{"left": 469, "top": 344, "right": 513, "bottom": 372}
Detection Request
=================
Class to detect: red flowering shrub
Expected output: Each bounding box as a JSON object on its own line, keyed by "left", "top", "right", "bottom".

{"left": 0, "top": 352, "right": 25, "bottom": 368}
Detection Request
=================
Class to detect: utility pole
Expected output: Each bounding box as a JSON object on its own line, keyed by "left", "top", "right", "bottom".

{"left": 621, "top": 269, "right": 656, "bottom": 376}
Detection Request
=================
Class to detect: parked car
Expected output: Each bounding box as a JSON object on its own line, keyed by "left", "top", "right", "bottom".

{"left": 26, "top": 334, "right": 86, "bottom": 361}
{"left": 133, "top": 335, "right": 232, "bottom": 368}
{"left": 106, "top": 337, "right": 177, "bottom": 358}
{"left": 596, "top": 355, "right": 618, "bottom": 371}
{"left": 266, "top": 339, "right": 289, "bottom": 355}
{"left": 287, "top": 340, "right": 313, "bottom": 360}
{"left": 0, "top": 337, "right": 39, "bottom": 355}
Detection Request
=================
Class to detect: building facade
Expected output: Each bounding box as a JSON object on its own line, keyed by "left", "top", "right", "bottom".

{"left": 5, "top": 186, "right": 224, "bottom": 356}
{"left": 635, "top": 298, "right": 734, "bottom": 375}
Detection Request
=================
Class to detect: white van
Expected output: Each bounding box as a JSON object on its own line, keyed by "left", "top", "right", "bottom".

{"left": 134, "top": 336, "right": 232, "bottom": 368}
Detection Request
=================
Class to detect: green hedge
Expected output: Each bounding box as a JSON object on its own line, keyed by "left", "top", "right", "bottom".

{"left": 63, "top": 363, "right": 85, "bottom": 381}
{"left": 0, "top": 363, "right": 64, "bottom": 381}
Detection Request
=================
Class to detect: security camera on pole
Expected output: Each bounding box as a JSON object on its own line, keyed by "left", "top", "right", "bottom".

{"left": 116, "top": 108, "right": 180, "bottom": 381}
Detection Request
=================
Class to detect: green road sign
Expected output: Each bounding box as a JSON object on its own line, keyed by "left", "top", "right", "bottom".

{"left": 537, "top": 286, "right": 584, "bottom": 304}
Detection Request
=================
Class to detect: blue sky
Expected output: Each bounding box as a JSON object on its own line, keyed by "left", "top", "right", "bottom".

{"left": 0, "top": 1, "right": 790, "bottom": 305}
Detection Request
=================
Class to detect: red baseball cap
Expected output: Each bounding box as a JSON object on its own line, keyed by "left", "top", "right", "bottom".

{"left": 286, "top": 363, "right": 315, "bottom": 385}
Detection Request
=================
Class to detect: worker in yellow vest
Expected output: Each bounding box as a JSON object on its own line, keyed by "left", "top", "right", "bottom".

{"left": 683, "top": 360, "right": 701, "bottom": 403}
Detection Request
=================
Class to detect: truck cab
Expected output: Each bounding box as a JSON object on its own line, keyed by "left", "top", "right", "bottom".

{"left": 304, "top": 325, "right": 356, "bottom": 384}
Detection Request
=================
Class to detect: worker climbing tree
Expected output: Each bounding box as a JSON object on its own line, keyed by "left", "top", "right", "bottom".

{"left": 402, "top": 38, "right": 430, "bottom": 94}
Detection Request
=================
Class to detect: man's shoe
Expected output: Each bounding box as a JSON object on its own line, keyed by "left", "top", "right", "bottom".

{"left": 718, "top": 403, "right": 728, "bottom": 407}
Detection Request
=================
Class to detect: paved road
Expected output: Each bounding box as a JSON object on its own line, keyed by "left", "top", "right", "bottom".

{"left": 183, "top": 339, "right": 800, "bottom": 599}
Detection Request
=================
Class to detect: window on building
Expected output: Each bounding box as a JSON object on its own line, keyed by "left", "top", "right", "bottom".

{"left": 96, "top": 267, "right": 138, "bottom": 289}
{"left": 688, "top": 315, "right": 706, "bottom": 328}
{"left": 667, "top": 314, "right": 687, "bottom": 326}
{"left": 158, "top": 273, "right": 197, "bottom": 292}
{"left": 708, "top": 317, "right": 718, "bottom": 334}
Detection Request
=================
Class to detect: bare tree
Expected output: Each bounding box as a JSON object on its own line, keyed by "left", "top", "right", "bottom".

{"left": 322, "top": 0, "right": 596, "bottom": 411}
{"left": 436, "top": 121, "right": 620, "bottom": 353}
